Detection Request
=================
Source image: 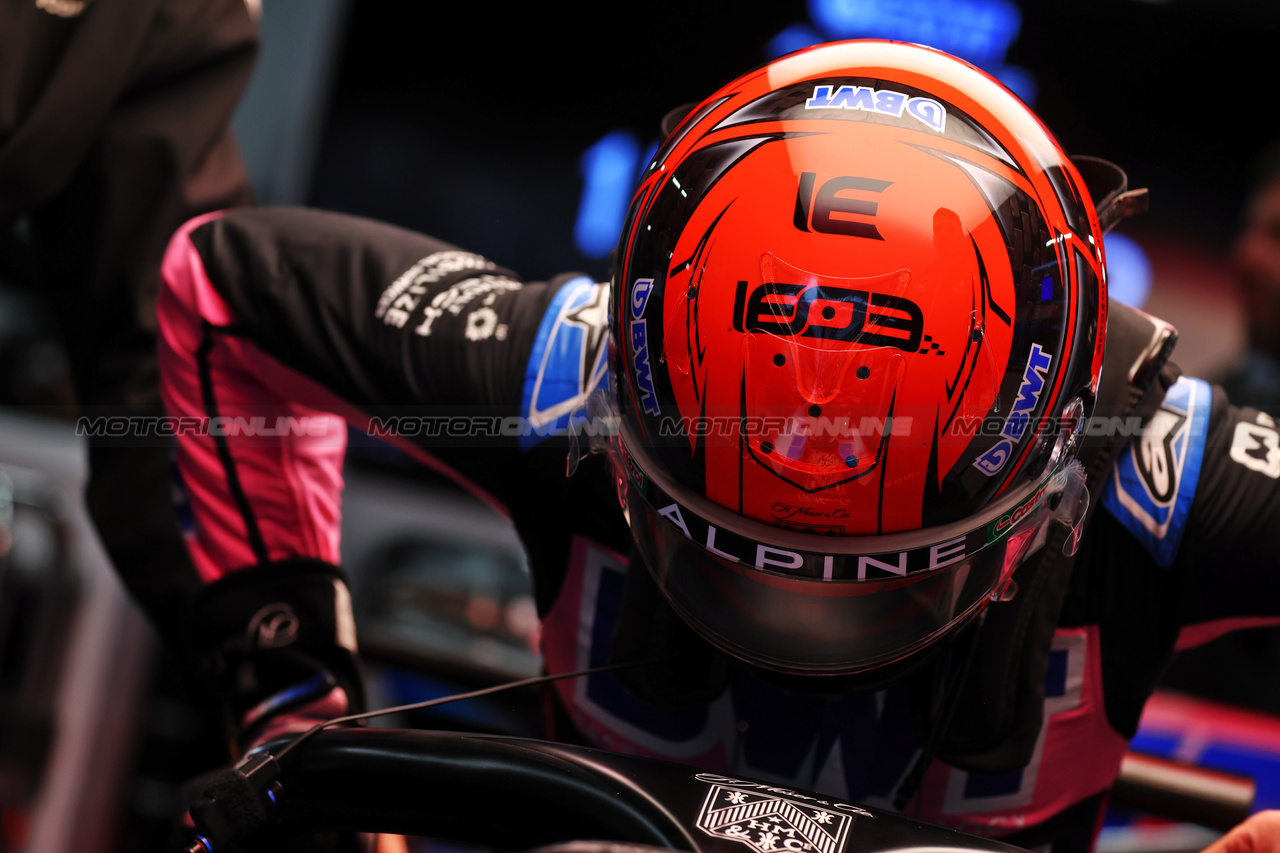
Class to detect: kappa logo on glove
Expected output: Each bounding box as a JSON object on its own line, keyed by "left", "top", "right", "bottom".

{"left": 247, "top": 603, "right": 301, "bottom": 650}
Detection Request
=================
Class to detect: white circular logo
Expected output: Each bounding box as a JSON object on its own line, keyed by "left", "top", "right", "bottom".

{"left": 247, "top": 603, "right": 300, "bottom": 649}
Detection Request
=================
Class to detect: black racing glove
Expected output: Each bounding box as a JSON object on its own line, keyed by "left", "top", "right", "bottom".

{"left": 181, "top": 559, "right": 372, "bottom": 853}
{"left": 187, "top": 558, "right": 366, "bottom": 755}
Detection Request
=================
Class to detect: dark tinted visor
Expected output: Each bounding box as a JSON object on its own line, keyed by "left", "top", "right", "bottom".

{"left": 626, "top": 472, "right": 1037, "bottom": 675}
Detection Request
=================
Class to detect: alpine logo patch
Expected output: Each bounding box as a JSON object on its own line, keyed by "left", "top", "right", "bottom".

{"left": 694, "top": 774, "right": 866, "bottom": 853}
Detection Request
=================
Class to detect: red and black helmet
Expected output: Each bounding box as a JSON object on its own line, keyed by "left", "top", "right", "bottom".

{"left": 605, "top": 40, "right": 1104, "bottom": 677}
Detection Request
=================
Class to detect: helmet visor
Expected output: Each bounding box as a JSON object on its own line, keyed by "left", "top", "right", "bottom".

{"left": 626, "top": 478, "right": 1026, "bottom": 675}
{"left": 573, "top": 387, "right": 1086, "bottom": 677}
{"left": 612, "top": 434, "right": 1084, "bottom": 676}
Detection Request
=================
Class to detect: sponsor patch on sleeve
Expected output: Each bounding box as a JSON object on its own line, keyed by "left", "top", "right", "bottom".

{"left": 519, "top": 278, "right": 610, "bottom": 451}
{"left": 1101, "top": 376, "right": 1211, "bottom": 566}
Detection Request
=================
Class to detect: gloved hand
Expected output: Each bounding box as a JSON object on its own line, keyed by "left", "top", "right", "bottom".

{"left": 237, "top": 674, "right": 350, "bottom": 756}
{"left": 180, "top": 685, "right": 370, "bottom": 853}
{"left": 180, "top": 559, "right": 370, "bottom": 852}
{"left": 185, "top": 559, "right": 366, "bottom": 754}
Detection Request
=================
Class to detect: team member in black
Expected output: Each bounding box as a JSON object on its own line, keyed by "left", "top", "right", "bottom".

{"left": 0, "top": 0, "right": 258, "bottom": 642}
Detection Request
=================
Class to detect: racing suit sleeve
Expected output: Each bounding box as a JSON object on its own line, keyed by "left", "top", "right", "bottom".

{"left": 159, "top": 206, "right": 582, "bottom": 581}
{"left": 1060, "top": 377, "right": 1280, "bottom": 740}
{"left": 1170, "top": 388, "right": 1280, "bottom": 643}
{"left": 157, "top": 206, "right": 612, "bottom": 731}
{"left": 1096, "top": 377, "right": 1280, "bottom": 647}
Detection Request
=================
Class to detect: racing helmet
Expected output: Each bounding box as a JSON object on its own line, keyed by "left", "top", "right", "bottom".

{"left": 603, "top": 40, "right": 1104, "bottom": 677}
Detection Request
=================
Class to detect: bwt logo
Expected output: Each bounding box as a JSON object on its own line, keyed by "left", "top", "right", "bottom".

{"left": 731, "top": 279, "right": 924, "bottom": 353}
{"left": 973, "top": 344, "right": 1054, "bottom": 477}
{"left": 805, "top": 85, "right": 948, "bottom": 133}
{"left": 630, "top": 278, "right": 661, "bottom": 415}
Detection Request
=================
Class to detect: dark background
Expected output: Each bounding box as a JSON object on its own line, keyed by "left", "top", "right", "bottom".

{"left": 306, "top": 0, "right": 1280, "bottom": 285}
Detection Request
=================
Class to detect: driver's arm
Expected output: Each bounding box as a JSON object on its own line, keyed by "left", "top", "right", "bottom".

{"left": 1169, "top": 387, "right": 1280, "bottom": 645}
{"left": 157, "top": 206, "right": 573, "bottom": 747}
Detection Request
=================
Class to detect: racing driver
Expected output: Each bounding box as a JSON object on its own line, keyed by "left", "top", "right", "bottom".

{"left": 156, "top": 41, "right": 1280, "bottom": 853}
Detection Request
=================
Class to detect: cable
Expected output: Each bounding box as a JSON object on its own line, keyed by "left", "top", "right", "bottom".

{"left": 184, "top": 656, "right": 672, "bottom": 853}
{"left": 271, "top": 658, "right": 670, "bottom": 765}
